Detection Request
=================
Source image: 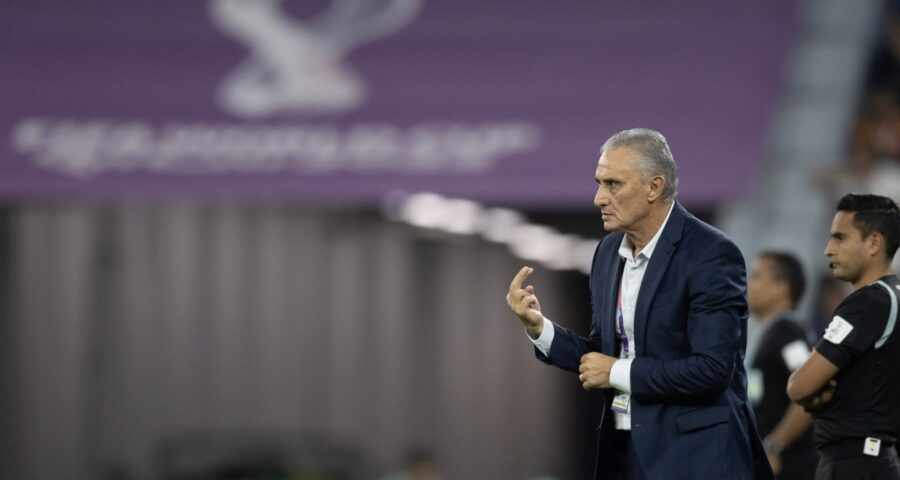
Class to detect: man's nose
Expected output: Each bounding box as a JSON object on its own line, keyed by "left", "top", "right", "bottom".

{"left": 594, "top": 189, "right": 608, "bottom": 208}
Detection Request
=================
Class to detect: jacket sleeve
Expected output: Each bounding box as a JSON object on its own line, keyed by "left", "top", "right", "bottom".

{"left": 534, "top": 237, "right": 608, "bottom": 372}
{"left": 535, "top": 321, "right": 602, "bottom": 372}
{"left": 629, "top": 239, "right": 746, "bottom": 403}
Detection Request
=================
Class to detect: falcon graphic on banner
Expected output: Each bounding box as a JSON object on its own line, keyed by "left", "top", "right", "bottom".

{"left": 209, "top": 0, "right": 422, "bottom": 118}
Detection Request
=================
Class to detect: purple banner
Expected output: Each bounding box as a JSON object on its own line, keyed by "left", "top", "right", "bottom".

{"left": 0, "top": 0, "right": 798, "bottom": 208}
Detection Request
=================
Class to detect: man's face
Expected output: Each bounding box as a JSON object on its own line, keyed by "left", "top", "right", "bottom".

{"left": 824, "top": 211, "right": 870, "bottom": 283}
{"left": 593, "top": 148, "right": 651, "bottom": 232}
{"left": 748, "top": 257, "right": 784, "bottom": 317}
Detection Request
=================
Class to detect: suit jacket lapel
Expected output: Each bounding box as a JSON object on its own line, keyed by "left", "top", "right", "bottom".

{"left": 634, "top": 202, "right": 686, "bottom": 356}
{"left": 602, "top": 235, "right": 625, "bottom": 356}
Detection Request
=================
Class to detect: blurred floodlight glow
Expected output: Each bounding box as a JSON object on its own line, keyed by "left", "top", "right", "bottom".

{"left": 443, "top": 198, "right": 482, "bottom": 234}
{"left": 389, "top": 192, "right": 602, "bottom": 273}
{"left": 572, "top": 239, "right": 601, "bottom": 274}
{"left": 542, "top": 234, "right": 581, "bottom": 270}
{"left": 398, "top": 193, "right": 483, "bottom": 234}
{"left": 508, "top": 224, "right": 559, "bottom": 263}
{"left": 480, "top": 208, "right": 525, "bottom": 243}
{"left": 400, "top": 192, "right": 448, "bottom": 229}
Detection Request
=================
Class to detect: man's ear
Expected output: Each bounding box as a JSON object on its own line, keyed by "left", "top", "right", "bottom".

{"left": 647, "top": 176, "right": 666, "bottom": 203}
{"left": 866, "top": 232, "right": 884, "bottom": 258}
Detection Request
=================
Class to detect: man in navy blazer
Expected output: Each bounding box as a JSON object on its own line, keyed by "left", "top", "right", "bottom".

{"left": 507, "top": 128, "right": 773, "bottom": 480}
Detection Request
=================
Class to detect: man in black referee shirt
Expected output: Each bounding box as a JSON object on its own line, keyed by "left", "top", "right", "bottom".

{"left": 748, "top": 252, "right": 817, "bottom": 479}
{"left": 788, "top": 194, "right": 900, "bottom": 480}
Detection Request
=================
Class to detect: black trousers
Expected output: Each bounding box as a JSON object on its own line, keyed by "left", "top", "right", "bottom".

{"left": 815, "top": 441, "right": 900, "bottom": 480}
{"left": 608, "top": 429, "right": 647, "bottom": 480}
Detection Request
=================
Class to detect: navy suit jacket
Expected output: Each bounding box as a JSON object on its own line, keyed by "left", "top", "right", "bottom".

{"left": 538, "top": 203, "right": 773, "bottom": 480}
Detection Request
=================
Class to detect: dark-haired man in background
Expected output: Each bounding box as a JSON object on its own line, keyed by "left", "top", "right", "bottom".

{"left": 788, "top": 194, "right": 900, "bottom": 480}
{"left": 747, "top": 252, "right": 817, "bottom": 479}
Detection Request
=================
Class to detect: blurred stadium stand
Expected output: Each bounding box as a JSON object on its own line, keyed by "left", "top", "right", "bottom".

{"left": 721, "top": 0, "right": 885, "bottom": 324}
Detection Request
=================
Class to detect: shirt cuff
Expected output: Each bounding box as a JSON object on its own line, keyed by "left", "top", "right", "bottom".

{"left": 609, "top": 358, "right": 633, "bottom": 393}
{"left": 528, "top": 317, "right": 555, "bottom": 356}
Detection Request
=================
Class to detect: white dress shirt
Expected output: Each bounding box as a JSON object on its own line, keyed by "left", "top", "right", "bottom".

{"left": 530, "top": 202, "right": 674, "bottom": 430}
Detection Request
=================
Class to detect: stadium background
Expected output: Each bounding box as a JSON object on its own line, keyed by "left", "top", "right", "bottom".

{"left": 0, "top": 0, "right": 897, "bottom": 478}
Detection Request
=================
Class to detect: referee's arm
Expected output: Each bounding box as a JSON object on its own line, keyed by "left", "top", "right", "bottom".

{"left": 786, "top": 348, "right": 839, "bottom": 410}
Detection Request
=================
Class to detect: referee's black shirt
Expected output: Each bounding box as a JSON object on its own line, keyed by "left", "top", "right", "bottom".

{"left": 750, "top": 314, "right": 817, "bottom": 478}
{"left": 752, "top": 314, "right": 812, "bottom": 435}
{"left": 813, "top": 274, "right": 900, "bottom": 448}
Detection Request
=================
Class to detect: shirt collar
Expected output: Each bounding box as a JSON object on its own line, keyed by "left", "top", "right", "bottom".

{"left": 618, "top": 202, "right": 675, "bottom": 263}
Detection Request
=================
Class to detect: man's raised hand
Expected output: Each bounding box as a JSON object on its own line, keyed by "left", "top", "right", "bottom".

{"left": 506, "top": 266, "right": 544, "bottom": 338}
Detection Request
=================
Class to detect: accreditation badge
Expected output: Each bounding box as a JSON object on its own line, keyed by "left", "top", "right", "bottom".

{"left": 611, "top": 392, "right": 630, "bottom": 414}
{"left": 864, "top": 437, "right": 882, "bottom": 456}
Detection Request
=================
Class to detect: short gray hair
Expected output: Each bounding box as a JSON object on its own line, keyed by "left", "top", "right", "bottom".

{"left": 600, "top": 128, "right": 678, "bottom": 202}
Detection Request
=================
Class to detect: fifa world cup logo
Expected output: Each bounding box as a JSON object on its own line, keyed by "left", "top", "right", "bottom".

{"left": 209, "top": 0, "right": 422, "bottom": 118}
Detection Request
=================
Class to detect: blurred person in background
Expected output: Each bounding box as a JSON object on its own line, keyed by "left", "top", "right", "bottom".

{"left": 829, "top": 87, "right": 900, "bottom": 200}
{"left": 506, "top": 128, "right": 773, "bottom": 480}
{"left": 788, "top": 194, "right": 900, "bottom": 480}
{"left": 746, "top": 252, "right": 817, "bottom": 479}
{"left": 813, "top": 5, "right": 900, "bottom": 206}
